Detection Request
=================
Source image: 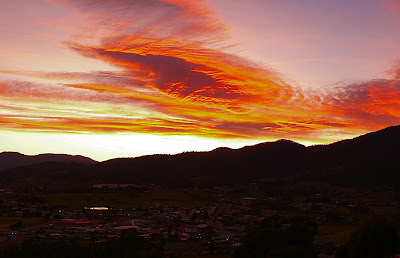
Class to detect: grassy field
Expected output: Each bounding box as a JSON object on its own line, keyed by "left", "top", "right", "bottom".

{"left": 0, "top": 217, "right": 45, "bottom": 230}
{"left": 223, "top": 184, "right": 262, "bottom": 200}
{"left": 371, "top": 206, "right": 400, "bottom": 217}
{"left": 164, "top": 240, "right": 231, "bottom": 257}
{"left": 0, "top": 235, "right": 30, "bottom": 252}
{"left": 315, "top": 206, "right": 400, "bottom": 244}
{"left": 164, "top": 240, "right": 202, "bottom": 257}
{"left": 316, "top": 224, "right": 357, "bottom": 243}
{"left": 46, "top": 193, "right": 88, "bottom": 209}
{"left": 46, "top": 188, "right": 218, "bottom": 209}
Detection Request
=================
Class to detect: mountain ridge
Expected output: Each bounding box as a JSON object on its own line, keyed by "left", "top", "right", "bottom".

{"left": 0, "top": 152, "right": 97, "bottom": 171}
{"left": 1, "top": 125, "right": 399, "bottom": 189}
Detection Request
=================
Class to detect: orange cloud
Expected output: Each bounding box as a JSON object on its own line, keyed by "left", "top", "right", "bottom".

{"left": 328, "top": 79, "right": 400, "bottom": 129}
{"left": 1, "top": 0, "right": 400, "bottom": 145}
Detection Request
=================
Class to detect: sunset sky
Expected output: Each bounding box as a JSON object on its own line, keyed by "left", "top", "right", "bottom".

{"left": 1, "top": 0, "right": 400, "bottom": 161}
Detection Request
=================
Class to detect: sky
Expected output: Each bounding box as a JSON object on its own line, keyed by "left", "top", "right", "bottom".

{"left": 1, "top": 0, "right": 400, "bottom": 161}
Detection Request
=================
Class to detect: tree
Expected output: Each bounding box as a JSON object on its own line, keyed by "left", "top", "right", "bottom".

{"left": 9, "top": 221, "right": 22, "bottom": 231}
{"left": 234, "top": 215, "right": 317, "bottom": 257}
{"left": 343, "top": 216, "right": 399, "bottom": 258}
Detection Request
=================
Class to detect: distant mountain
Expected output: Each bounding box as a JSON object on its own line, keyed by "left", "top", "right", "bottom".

{"left": 0, "top": 152, "right": 97, "bottom": 171}
{"left": 1, "top": 125, "right": 399, "bottom": 189}
{"left": 305, "top": 125, "right": 400, "bottom": 186}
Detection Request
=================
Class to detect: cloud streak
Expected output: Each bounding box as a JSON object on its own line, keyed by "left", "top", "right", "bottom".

{"left": 0, "top": 0, "right": 400, "bottom": 144}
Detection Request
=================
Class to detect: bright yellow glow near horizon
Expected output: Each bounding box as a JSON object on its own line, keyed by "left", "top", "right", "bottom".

{"left": 0, "top": 131, "right": 264, "bottom": 161}
{"left": 0, "top": 0, "right": 399, "bottom": 159}
{"left": 0, "top": 129, "right": 359, "bottom": 161}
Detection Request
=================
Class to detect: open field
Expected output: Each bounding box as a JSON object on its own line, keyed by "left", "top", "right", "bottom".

{"left": 46, "top": 193, "right": 88, "bottom": 210}
{"left": 372, "top": 206, "right": 400, "bottom": 217}
{"left": 316, "top": 224, "right": 357, "bottom": 243}
{"left": 164, "top": 240, "right": 202, "bottom": 257}
{"left": 46, "top": 188, "right": 218, "bottom": 209}
{"left": 0, "top": 217, "right": 44, "bottom": 230}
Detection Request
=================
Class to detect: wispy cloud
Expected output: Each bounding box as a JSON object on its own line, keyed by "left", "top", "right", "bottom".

{"left": 0, "top": 0, "right": 399, "bottom": 144}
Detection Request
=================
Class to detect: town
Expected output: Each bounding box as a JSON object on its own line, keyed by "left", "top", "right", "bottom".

{"left": 0, "top": 182, "right": 397, "bottom": 257}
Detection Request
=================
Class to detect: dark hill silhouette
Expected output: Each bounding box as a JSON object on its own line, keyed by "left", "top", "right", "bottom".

{"left": 0, "top": 152, "right": 97, "bottom": 171}
{"left": 305, "top": 125, "right": 400, "bottom": 186}
{"left": 1, "top": 125, "right": 399, "bottom": 189}
{"left": 89, "top": 139, "right": 307, "bottom": 186}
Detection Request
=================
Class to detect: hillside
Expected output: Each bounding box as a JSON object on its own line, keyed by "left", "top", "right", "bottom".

{"left": 0, "top": 152, "right": 97, "bottom": 171}
{"left": 1, "top": 125, "right": 399, "bottom": 189}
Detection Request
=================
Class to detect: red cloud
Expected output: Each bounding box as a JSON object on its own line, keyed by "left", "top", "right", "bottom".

{"left": 1, "top": 0, "right": 400, "bottom": 144}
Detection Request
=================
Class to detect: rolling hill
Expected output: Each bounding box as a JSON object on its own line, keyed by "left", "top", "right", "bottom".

{"left": 0, "top": 152, "right": 97, "bottom": 171}
{"left": 1, "top": 125, "right": 399, "bottom": 189}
